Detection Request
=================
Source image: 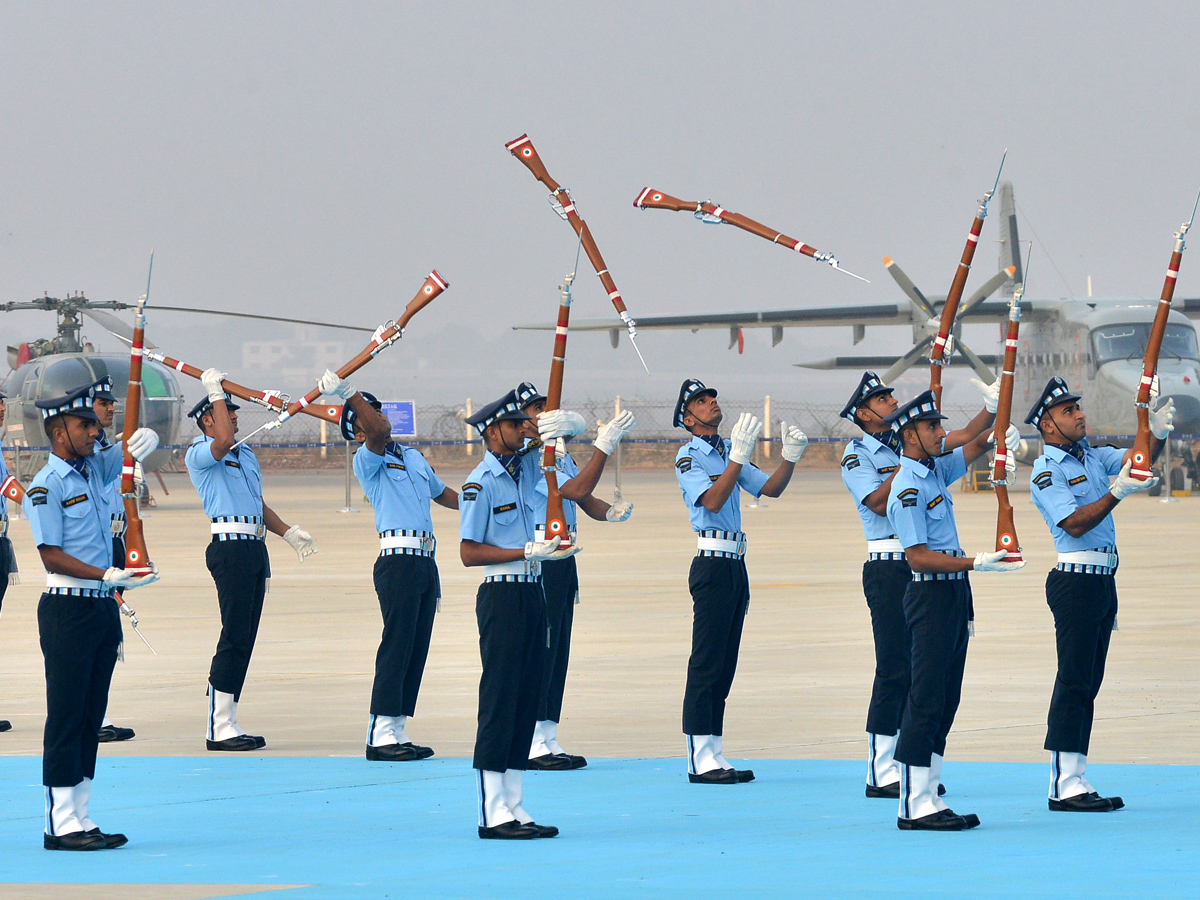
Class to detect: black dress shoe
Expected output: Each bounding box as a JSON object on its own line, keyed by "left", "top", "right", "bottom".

{"left": 97, "top": 724, "right": 136, "bottom": 743}
{"left": 528, "top": 753, "right": 574, "bottom": 771}
{"left": 867, "top": 782, "right": 901, "bottom": 799}
{"left": 366, "top": 742, "right": 434, "bottom": 762}
{"left": 206, "top": 735, "right": 261, "bottom": 752}
{"left": 526, "top": 822, "right": 559, "bottom": 838}
{"left": 0, "top": 720, "right": 11, "bottom": 732}
{"left": 959, "top": 812, "right": 981, "bottom": 829}
{"left": 478, "top": 821, "right": 539, "bottom": 840}
{"left": 734, "top": 769, "right": 755, "bottom": 783}
{"left": 688, "top": 768, "right": 739, "bottom": 785}
{"left": 44, "top": 831, "right": 106, "bottom": 851}
{"left": 897, "top": 809, "right": 971, "bottom": 831}
{"left": 1049, "top": 792, "right": 1118, "bottom": 812}
{"left": 562, "top": 753, "right": 588, "bottom": 769}
{"left": 85, "top": 828, "right": 128, "bottom": 849}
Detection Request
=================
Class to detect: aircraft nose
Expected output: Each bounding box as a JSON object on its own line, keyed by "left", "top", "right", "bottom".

{"left": 1165, "top": 394, "right": 1200, "bottom": 435}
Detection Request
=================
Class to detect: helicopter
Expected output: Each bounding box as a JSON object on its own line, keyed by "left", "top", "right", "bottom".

{"left": 2, "top": 292, "right": 373, "bottom": 480}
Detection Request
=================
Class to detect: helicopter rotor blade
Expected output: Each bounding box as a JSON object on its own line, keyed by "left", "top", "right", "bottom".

{"left": 80, "top": 308, "right": 158, "bottom": 349}
{"left": 147, "top": 305, "right": 375, "bottom": 333}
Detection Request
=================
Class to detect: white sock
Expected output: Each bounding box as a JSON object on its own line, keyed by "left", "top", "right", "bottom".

{"left": 73, "top": 777, "right": 97, "bottom": 832}
{"left": 477, "top": 769, "right": 515, "bottom": 828}
{"left": 1050, "top": 751, "right": 1092, "bottom": 799}
{"left": 101, "top": 717, "right": 114, "bottom": 729}
{"left": 529, "top": 720, "right": 553, "bottom": 759}
{"left": 394, "top": 715, "right": 411, "bottom": 744}
{"left": 207, "top": 688, "right": 245, "bottom": 741}
{"left": 45, "top": 785, "right": 83, "bottom": 836}
{"left": 898, "top": 764, "right": 940, "bottom": 820}
{"left": 686, "top": 734, "right": 721, "bottom": 775}
{"left": 367, "top": 714, "right": 403, "bottom": 747}
{"left": 544, "top": 720, "right": 566, "bottom": 756}
{"left": 502, "top": 769, "right": 533, "bottom": 824}
{"left": 929, "top": 753, "right": 949, "bottom": 812}
{"left": 713, "top": 734, "right": 735, "bottom": 770}
{"left": 867, "top": 732, "right": 901, "bottom": 787}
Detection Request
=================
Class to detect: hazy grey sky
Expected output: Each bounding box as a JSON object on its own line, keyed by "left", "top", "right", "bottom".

{"left": 3, "top": 1, "right": 1200, "bottom": 410}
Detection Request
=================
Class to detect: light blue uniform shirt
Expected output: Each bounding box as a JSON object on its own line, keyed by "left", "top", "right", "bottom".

{"left": 527, "top": 446, "right": 580, "bottom": 533}
{"left": 22, "top": 453, "right": 113, "bottom": 570}
{"left": 841, "top": 432, "right": 903, "bottom": 541}
{"left": 93, "top": 434, "right": 126, "bottom": 535}
{"left": 185, "top": 435, "right": 264, "bottom": 519}
{"left": 675, "top": 434, "right": 770, "bottom": 533}
{"left": 1029, "top": 441, "right": 1124, "bottom": 552}
{"left": 459, "top": 451, "right": 538, "bottom": 550}
{"left": 887, "top": 449, "right": 968, "bottom": 553}
{"left": 354, "top": 441, "right": 447, "bottom": 535}
{"left": 0, "top": 448, "right": 9, "bottom": 527}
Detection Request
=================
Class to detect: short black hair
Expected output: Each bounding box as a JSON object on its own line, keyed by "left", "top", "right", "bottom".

{"left": 43, "top": 413, "right": 65, "bottom": 441}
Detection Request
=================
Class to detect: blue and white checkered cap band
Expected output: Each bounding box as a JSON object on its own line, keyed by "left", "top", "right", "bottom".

{"left": 478, "top": 401, "right": 525, "bottom": 431}
{"left": 892, "top": 396, "right": 939, "bottom": 430}
{"left": 515, "top": 383, "right": 543, "bottom": 406}
{"left": 1028, "top": 379, "right": 1076, "bottom": 427}
{"left": 40, "top": 393, "right": 93, "bottom": 420}
{"left": 847, "top": 374, "right": 885, "bottom": 418}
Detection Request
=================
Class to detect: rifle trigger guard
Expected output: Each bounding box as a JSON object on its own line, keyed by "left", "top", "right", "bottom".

{"left": 548, "top": 190, "right": 572, "bottom": 221}
{"left": 695, "top": 206, "right": 724, "bottom": 225}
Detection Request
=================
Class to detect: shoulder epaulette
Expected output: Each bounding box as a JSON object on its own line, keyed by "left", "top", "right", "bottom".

{"left": 897, "top": 487, "right": 919, "bottom": 508}
{"left": 676, "top": 456, "right": 693, "bottom": 473}
{"left": 842, "top": 454, "right": 860, "bottom": 469}
{"left": 1033, "top": 471, "right": 1054, "bottom": 490}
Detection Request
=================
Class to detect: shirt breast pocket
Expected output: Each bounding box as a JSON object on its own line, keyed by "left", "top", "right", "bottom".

{"left": 492, "top": 504, "right": 520, "bottom": 528}
{"left": 927, "top": 495, "right": 950, "bottom": 520}
{"left": 62, "top": 501, "right": 93, "bottom": 521}
{"left": 1069, "top": 478, "right": 1092, "bottom": 500}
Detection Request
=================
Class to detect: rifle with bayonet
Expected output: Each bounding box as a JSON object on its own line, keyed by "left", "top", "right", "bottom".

{"left": 505, "top": 134, "right": 649, "bottom": 373}
{"left": 929, "top": 151, "right": 1008, "bottom": 409}
{"left": 633, "top": 188, "right": 868, "bottom": 282}
{"left": 992, "top": 250, "right": 1028, "bottom": 563}
{"left": 234, "top": 271, "right": 447, "bottom": 447}
{"left": 1130, "top": 189, "right": 1200, "bottom": 479}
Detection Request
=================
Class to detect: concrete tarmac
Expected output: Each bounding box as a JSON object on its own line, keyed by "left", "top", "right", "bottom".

{"left": 1, "top": 465, "right": 1197, "bottom": 764}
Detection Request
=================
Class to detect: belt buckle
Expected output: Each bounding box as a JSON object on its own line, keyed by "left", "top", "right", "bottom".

{"left": 1106, "top": 552, "right": 1117, "bottom": 570}
{"left": 736, "top": 537, "right": 747, "bottom": 556}
{"left": 256, "top": 524, "right": 267, "bottom": 540}
{"left": 421, "top": 535, "right": 435, "bottom": 553}
{"left": 528, "top": 560, "right": 541, "bottom": 578}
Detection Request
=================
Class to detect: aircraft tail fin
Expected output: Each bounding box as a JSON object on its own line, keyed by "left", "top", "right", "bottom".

{"left": 998, "top": 182, "right": 1023, "bottom": 295}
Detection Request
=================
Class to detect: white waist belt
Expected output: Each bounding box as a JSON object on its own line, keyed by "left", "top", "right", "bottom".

{"left": 483, "top": 559, "right": 541, "bottom": 578}
{"left": 867, "top": 538, "right": 904, "bottom": 553}
{"left": 46, "top": 574, "right": 106, "bottom": 591}
{"left": 1058, "top": 550, "right": 1118, "bottom": 569}
{"left": 380, "top": 534, "right": 436, "bottom": 552}
{"left": 211, "top": 521, "right": 267, "bottom": 539}
{"left": 696, "top": 536, "right": 747, "bottom": 557}
{"left": 0, "top": 517, "right": 7, "bottom": 537}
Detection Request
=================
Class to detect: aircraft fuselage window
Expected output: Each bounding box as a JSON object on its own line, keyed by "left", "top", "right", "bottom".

{"left": 1091, "top": 323, "right": 1200, "bottom": 366}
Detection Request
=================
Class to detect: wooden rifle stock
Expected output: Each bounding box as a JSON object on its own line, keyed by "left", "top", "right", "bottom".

{"left": 2, "top": 474, "right": 24, "bottom": 504}
{"left": 992, "top": 297, "right": 1022, "bottom": 562}
{"left": 1131, "top": 220, "right": 1193, "bottom": 479}
{"left": 634, "top": 187, "right": 822, "bottom": 258}
{"left": 282, "top": 271, "right": 447, "bottom": 420}
{"left": 120, "top": 269, "right": 153, "bottom": 575}
{"left": 930, "top": 153, "right": 1006, "bottom": 409}
{"left": 145, "top": 350, "right": 344, "bottom": 424}
{"left": 505, "top": 135, "right": 641, "bottom": 338}
{"left": 540, "top": 278, "right": 574, "bottom": 549}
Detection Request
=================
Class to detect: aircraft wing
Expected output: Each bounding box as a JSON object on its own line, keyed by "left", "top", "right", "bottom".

{"left": 513, "top": 303, "right": 911, "bottom": 334}
{"left": 1170, "top": 298, "right": 1200, "bottom": 319}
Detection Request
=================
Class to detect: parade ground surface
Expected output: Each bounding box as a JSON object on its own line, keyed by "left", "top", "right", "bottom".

{"left": 1, "top": 466, "right": 1198, "bottom": 898}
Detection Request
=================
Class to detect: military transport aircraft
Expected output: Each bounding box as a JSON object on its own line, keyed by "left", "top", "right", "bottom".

{"left": 517, "top": 183, "right": 1200, "bottom": 437}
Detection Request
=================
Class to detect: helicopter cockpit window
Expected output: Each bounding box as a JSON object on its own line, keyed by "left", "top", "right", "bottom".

{"left": 40, "top": 358, "right": 95, "bottom": 398}
{"left": 141, "top": 366, "right": 172, "bottom": 398}
{"left": 1091, "top": 323, "right": 1200, "bottom": 366}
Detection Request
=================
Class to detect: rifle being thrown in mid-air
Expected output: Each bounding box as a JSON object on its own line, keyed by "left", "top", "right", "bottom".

{"left": 1129, "top": 189, "right": 1200, "bottom": 480}
{"left": 633, "top": 188, "right": 868, "bottom": 282}
{"left": 505, "top": 134, "right": 649, "bottom": 373}
{"left": 233, "top": 270, "right": 448, "bottom": 448}
{"left": 991, "top": 247, "right": 1029, "bottom": 564}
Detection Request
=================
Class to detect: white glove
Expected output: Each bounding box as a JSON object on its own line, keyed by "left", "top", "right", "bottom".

{"left": 200, "top": 368, "right": 227, "bottom": 404}
{"left": 970, "top": 377, "right": 1001, "bottom": 414}
{"left": 606, "top": 500, "right": 634, "bottom": 522}
{"left": 972, "top": 550, "right": 1026, "bottom": 573}
{"left": 728, "top": 413, "right": 762, "bottom": 465}
{"left": 780, "top": 422, "right": 809, "bottom": 462}
{"left": 987, "top": 423, "right": 1022, "bottom": 483}
{"left": 1150, "top": 396, "right": 1175, "bottom": 440}
{"left": 102, "top": 564, "right": 160, "bottom": 590}
{"left": 537, "top": 409, "right": 587, "bottom": 442}
{"left": 594, "top": 410, "right": 636, "bottom": 455}
{"left": 317, "top": 368, "right": 355, "bottom": 400}
{"left": 1110, "top": 459, "right": 1157, "bottom": 500}
{"left": 524, "top": 536, "right": 582, "bottom": 561}
{"left": 126, "top": 427, "right": 159, "bottom": 462}
{"left": 283, "top": 524, "right": 317, "bottom": 561}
